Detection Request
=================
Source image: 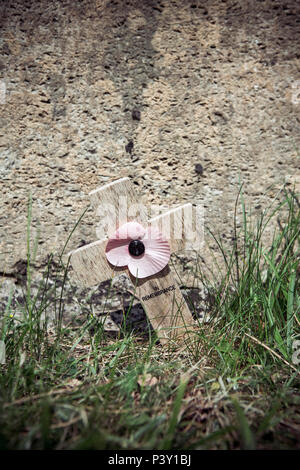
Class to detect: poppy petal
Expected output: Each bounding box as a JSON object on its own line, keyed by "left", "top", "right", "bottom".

{"left": 128, "top": 229, "right": 170, "bottom": 278}
{"left": 105, "top": 238, "right": 130, "bottom": 267}
{"left": 115, "top": 221, "right": 146, "bottom": 240}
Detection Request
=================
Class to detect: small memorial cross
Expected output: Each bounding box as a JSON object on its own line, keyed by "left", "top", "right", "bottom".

{"left": 69, "top": 177, "right": 202, "bottom": 344}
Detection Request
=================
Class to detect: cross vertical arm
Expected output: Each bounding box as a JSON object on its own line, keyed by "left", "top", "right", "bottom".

{"left": 134, "top": 266, "right": 196, "bottom": 343}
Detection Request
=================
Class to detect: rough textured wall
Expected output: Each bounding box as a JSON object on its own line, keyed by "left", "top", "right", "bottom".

{"left": 0, "top": 0, "right": 299, "bottom": 280}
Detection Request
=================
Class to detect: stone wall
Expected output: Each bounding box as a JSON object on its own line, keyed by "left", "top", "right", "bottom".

{"left": 0, "top": 0, "right": 299, "bottom": 281}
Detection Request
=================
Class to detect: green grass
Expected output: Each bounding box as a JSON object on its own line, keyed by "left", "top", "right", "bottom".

{"left": 0, "top": 187, "right": 299, "bottom": 450}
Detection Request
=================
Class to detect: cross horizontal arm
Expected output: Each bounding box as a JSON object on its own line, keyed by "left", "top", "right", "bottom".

{"left": 69, "top": 238, "right": 113, "bottom": 287}
{"left": 149, "top": 203, "right": 201, "bottom": 252}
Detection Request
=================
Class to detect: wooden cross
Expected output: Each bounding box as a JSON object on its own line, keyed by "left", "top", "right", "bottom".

{"left": 69, "top": 177, "right": 200, "bottom": 344}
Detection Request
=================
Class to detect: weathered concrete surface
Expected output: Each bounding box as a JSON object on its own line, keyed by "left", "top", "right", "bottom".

{"left": 0, "top": 0, "right": 299, "bottom": 285}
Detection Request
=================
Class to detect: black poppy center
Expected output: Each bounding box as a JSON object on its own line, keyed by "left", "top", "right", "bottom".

{"left": 129, "top": 239, "right": 145, "bottom": 257}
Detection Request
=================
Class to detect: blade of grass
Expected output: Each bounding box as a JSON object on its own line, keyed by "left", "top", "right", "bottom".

{"left": 232, "top": 399, "right": 255, "bottom": 450}
{"left": 160, "top": 374, "right": 190, "bottom": 450}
